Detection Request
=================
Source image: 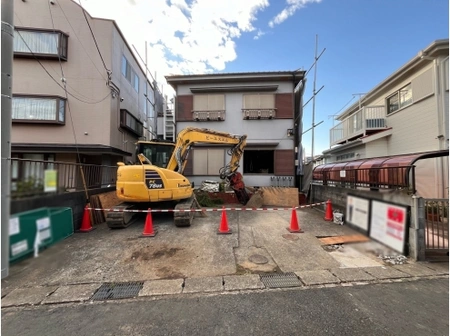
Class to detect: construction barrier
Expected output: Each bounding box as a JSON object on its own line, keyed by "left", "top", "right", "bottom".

{"left": 287, "top": 207, "right": 304, "bottom": 233}
{"left": 85, "top": 201, "right": 328, "bottom": 213}
{"left": 81, "top": 200, "right": 333, "bottom": 236}
{"left": 141, "top": 209, "right": 157, "bottom": 237}
{"left": 217, "top": 207, "right": 232, "bottom": 234}
{"left": 324, "top": 199, "right": 333, "bottom": 221}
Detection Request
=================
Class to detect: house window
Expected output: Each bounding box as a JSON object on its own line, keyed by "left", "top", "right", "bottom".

{"left": 12, "top": 95, "right": 66, "bottom": 124}
{"left": 121, "top": 55, "right": 139, "bottom": 92}
{"left": 242, "top": 94, "right": 275, "bottom": 119}
{"left": 387, "top": 84, "right": 412, "bottom": 114}
{"left": 243, "top": 94, "right": 275, "bottom": 109}
{"left": 133, "top": 73, "right": 139, "bottom": 92}
{"left": 192, "top": 149, "right": 225, "bottom": 175}
{"left": 120, "top": 109, "right": 143, "bottom": 137}
{"left": 193, "top": 94, "right": 225, "bottom": 111}
{"left": 243, "top": 150, "right": 274, "bottom": 174}
{"left": 336, "top": 153, "right": 355, "bottom": 161}
{"left": 14, "top": 28, "right": 68, "bottom": 60}
{"left": 193, "top": 94, "right": 225, "bottom": 121}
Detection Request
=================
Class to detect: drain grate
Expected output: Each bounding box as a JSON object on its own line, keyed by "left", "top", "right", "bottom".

{"left": 91, "top": 282, "right": 144, "bottom": 301}
{"left": 260, "top": 273, "right": 303, "bottom": 288}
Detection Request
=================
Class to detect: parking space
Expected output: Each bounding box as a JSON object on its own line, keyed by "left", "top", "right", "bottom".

{"left": 2, "top": 207, "right": 392, "bottom": 296}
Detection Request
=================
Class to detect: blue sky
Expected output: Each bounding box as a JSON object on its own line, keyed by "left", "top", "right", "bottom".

{"left": 83, "top": 0, "right": 449, "bottom": 155}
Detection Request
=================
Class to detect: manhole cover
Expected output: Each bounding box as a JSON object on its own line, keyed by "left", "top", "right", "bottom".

{"left": 248, "top": 254, "right": 269, "bottom": 264}
{"left": 260, "top": 273, "right": 303, "bottom": 288}
{"left": 282, "top": 234, "right": 299, "bottom": 241}
{"left": 91, "top": 282, "right": 144, "bottom": 301}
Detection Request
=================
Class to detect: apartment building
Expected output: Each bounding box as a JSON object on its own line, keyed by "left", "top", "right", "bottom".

{"left": 165, "top": 71, "right": 306, "bottom": 188}
{"left": 320, "top": 39, "right": 449, "bottom": 198}
{"left": 12, "top": 0, "right": 163, "bottom": 169}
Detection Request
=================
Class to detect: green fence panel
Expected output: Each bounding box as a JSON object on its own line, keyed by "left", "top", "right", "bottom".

{"left": 9, "top": 207, "right": 74, "bottom": 263}
{"left": 49, "top": 207, "right": 74, "bottom": 244}
{"left": 9, "top": 208, "right": 53, "bottom": 263}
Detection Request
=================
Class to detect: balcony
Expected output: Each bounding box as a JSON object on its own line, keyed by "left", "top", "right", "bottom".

{"left": 330, "top": 106, "right": 387, "bottom": 146}
{"left": 242, "top": 108, "right": 276, "bottom": 120}
{"left": 193, "top": 110, "right": 225, "bottom": 121}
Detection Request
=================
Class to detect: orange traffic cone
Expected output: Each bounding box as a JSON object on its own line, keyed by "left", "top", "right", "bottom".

{"left": 287, "top": 207, "right": 304, "bottom": 233}
{"left": 217, "top": 207, "right": 232, "bottom": 234}
{"left": 324, "top": 199, "right": 333, "bottom": 221}
{"left": 142, "top": 209, "right": 157, "bottom": 237}
{"left": 78, "top": 206, "right": 95, "bottom": 232}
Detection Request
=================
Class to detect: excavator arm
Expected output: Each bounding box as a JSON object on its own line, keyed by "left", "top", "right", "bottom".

{"left": 166, "top": 127, "right": 249, "bottom": 204}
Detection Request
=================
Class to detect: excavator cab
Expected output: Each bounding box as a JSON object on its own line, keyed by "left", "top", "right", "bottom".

{"left": 135, "top": 141, "right": 175, "bottom": 168}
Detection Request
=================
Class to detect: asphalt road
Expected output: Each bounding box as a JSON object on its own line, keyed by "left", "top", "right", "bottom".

{"left": 2, "top": 278, "right": 448, "bottom": 336}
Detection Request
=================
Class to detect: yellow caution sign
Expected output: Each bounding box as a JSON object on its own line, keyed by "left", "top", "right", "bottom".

{"left": 44, "top": 169, "right": 57, "bottom": 192}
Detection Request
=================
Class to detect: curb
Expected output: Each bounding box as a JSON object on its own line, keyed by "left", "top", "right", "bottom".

{"left": 2, "top": 266, "right": 448, "bottom": 308}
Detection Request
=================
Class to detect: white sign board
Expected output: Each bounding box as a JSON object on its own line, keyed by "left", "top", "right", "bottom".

{"left": 9, "top": 217, "right": 20, "bottom": 236}
{"left": 370, "top": 200, "right": 407, "bottom": 254}
{"left": 346, "top": 195, "right": 370, "bottom": 231}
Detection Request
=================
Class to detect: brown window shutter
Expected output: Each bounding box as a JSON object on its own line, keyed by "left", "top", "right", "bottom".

{"left": 274, "top": 149, "right": 294, "bottom": 175}
{"left": 275, "top": 93, "right": 293, "bottom": 118}
{"left": 176, "top": 95, "right": 193, "bottom": 121}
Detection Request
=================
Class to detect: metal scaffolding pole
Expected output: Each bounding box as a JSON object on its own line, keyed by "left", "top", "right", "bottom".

{"left": 311, "top": 34, "right": 319, "bottom": 162}
{"left": 1, "top": 0, "right": 14, "bottom": 279}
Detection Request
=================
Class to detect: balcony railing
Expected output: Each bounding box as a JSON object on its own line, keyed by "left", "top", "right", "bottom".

{"left": 193, "top": 110, "right": 225, "bottom": 121}
{"left": 242, "top": 108, "right": 276, "bottom": 120}
{"left": 10, "top": 158, "right": 117, "bottom": 199}
{"left": 330, "top": 106, "right": 386, "bottom": 146}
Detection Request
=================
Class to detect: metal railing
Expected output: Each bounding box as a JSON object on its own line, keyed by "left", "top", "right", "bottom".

{"left": 424, "top": 198, "right": 449, "bottom": 253}
{"left": 312, "top": 165, "right": 415, "bottom": 192}
{"left": 10, "top": 158, "right": 118, "bottom": 199}
{"left": 192, "top": 110, "right": 225, "bottom": 121}
{"left": 242, "top": 108, "right": 276, "bottom": 120}
{"left": 330, "top": 105, "right": 386, "bottom": 146}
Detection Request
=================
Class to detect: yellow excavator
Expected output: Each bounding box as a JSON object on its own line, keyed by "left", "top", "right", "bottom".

{"left": 106, "top": 127, "right": 249, "bottom": 228}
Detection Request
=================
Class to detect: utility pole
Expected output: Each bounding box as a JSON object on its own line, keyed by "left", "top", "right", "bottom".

{"left": 1, "top": 0, "right": 14, "bottom": 279}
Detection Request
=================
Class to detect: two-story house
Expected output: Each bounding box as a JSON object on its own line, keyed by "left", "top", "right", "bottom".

{"left": 165, "top": 72, "right": 306, "bottom": 189}
{"left": 12, "top": 0, "right": 163, "bottom": 169}
{"left": 320, "top": 39, "right": 449, "bottom": 198}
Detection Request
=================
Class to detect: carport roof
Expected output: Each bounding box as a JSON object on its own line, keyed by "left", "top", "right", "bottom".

{"left": 314, "top": 150, "right": 449, "bottom": 173}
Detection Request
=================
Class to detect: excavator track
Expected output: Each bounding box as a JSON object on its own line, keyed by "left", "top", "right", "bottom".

{"left": 106, "top": 203, "right": 137, "bottom": 229}
{"left": 173, "top": 195, "right": 196, "bottom": 227}
{"left": 106, "top": 197, "right": 200, "bottom": 229}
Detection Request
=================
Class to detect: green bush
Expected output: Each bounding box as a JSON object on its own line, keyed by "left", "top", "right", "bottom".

{"left": 194, "top": 190, "right": 224, "bottom": 207}
{"left": 12, "top": 177, "right": 44, "bottom": 198}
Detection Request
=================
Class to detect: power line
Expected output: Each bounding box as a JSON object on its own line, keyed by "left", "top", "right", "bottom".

{"left": 78, "top": 0, "right": 111, "bottom": 77}
{"left": 327, "top": 95, "right": 356, "bottom": 125}
{"left": 58, "top": 2, "right": 108, "bottom": 82}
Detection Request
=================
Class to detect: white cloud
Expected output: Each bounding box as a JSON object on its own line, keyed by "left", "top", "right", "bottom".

{"left": 80, "top": 0, "right": 269, "bottom": 93}
{"left": 269, "top": 0, "right": 322, "bottom": 28}
{"left": 253, "top": 29, "right": 266, "bottom": 40}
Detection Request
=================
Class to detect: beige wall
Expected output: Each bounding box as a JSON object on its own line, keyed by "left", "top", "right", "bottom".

{"left": 12, "top": 0, "right": 114, "bottom": 146}
{"left": 386, "top": 96, "right": 439, "bottom": 154}
{"left": 365, "top": 138, "right": 388, "bottom": 157}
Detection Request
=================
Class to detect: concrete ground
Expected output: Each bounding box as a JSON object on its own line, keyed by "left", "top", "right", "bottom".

{"left": 2, "top": 206, "right": 448, "bottom": 307}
